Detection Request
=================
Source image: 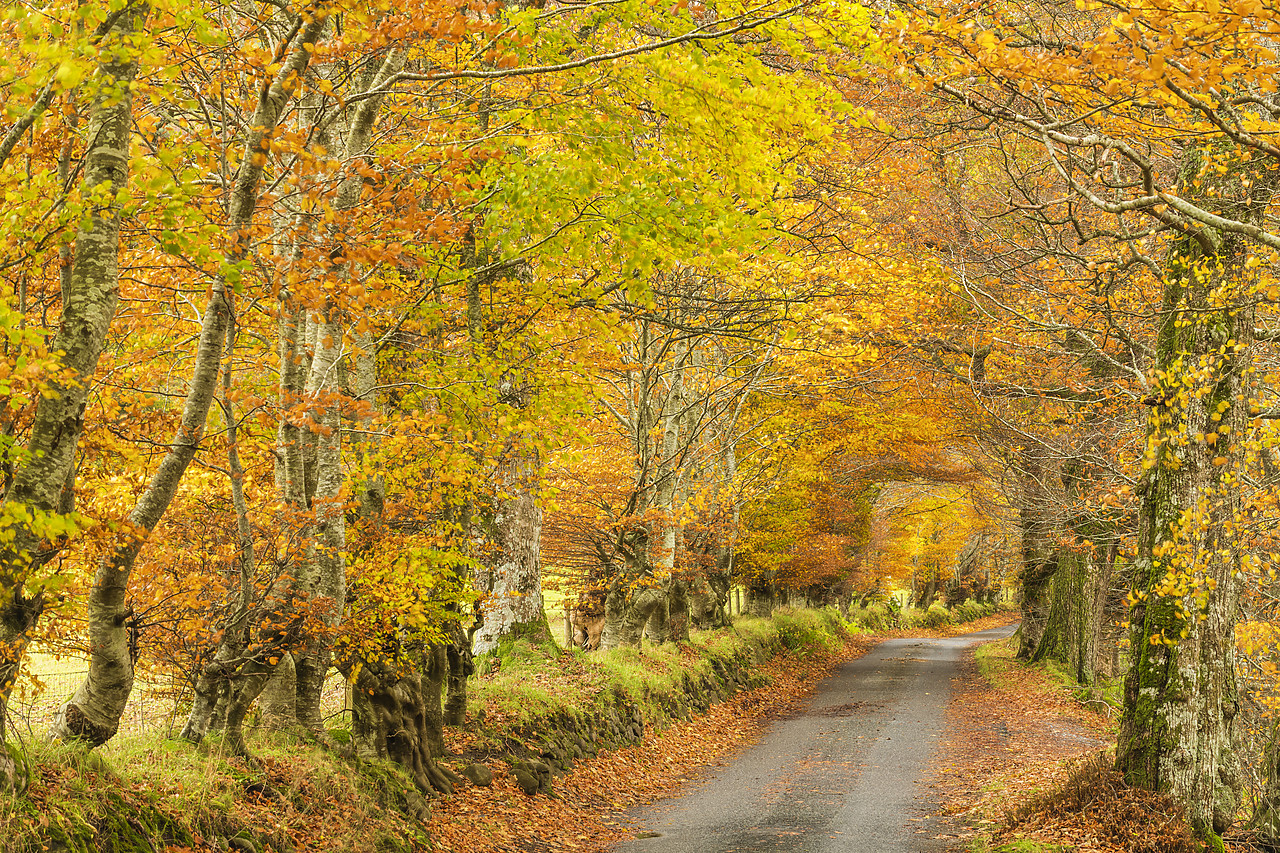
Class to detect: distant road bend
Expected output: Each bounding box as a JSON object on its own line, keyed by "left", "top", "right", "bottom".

{"left": 613, "top": 623, "right": 1019, "bottom": 853}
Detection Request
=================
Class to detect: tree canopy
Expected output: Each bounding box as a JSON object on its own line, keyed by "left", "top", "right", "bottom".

{"left": 8, "top": 0, "right": 1280, "bottom": 847}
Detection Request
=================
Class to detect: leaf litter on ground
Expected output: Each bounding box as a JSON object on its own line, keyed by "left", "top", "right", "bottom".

{"left": 428, "top": 632, "right": 876, "bottom": 853}
{"left": 928, "top": 635, "right": 1259, "bottom": 853}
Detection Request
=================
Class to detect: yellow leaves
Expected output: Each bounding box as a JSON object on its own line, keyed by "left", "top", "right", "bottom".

{"left": 54, "top": 60, "right": 83, "bottom": 89}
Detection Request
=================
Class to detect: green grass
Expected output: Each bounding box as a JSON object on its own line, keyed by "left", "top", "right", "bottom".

{"left": 0, "top": 728, "right": 432, "bottom": 853}
{"left": 469, "top": 607, "right": 844, "bottom": 740}
{"left": 5, "top": 608, "right": 852, "bottom": 852}
{"left": 967, "top": 842, "right": 1067, "bottom": 853}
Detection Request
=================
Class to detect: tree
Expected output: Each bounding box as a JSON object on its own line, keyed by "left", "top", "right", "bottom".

{"left": 0, "top": 0, "right": 149, "bottom": 782}
{"left": 897, "top": 1, "right": 1280, "bottom": 841}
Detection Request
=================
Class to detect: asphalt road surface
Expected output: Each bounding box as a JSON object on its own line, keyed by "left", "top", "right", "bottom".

{"left": 613, "top": 622, "right": 1019, "bottom": 853}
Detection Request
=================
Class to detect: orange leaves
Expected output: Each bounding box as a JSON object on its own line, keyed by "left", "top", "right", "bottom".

{"left": 430, "top": 635, "right": 869, "bottom": 853}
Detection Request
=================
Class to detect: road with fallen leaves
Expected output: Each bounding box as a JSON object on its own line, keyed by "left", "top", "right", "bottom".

{"left": 613, "top": 623, "right": 1019, "bottom": 853}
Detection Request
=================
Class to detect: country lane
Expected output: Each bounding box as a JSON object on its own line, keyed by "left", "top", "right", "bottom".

{"left": 612, "top": 622, "right": 1019, "bottom": 853}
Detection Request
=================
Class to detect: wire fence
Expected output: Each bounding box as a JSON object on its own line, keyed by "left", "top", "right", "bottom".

{"left": 6, "top": 667, "right": 350, "bottom": 749}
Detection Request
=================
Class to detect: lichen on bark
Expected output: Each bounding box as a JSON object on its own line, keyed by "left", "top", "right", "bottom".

{"left": 1116, "top": 144, "right": 1262, "bottom": 845}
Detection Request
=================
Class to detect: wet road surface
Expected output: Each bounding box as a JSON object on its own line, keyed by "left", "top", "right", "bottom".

{"left": 612, "top": 623, "right": 1018, "bottom": 853}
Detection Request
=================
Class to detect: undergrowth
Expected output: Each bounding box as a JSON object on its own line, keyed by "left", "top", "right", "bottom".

{"left": 470, "top": 606, "right": 846, "bottom": 732}
{"left": 846, "top": 599, "right": 1007, "bottom": 633}
{"left": 967, "top": 637, "right": 1191, "bottom": 853}
{"left": 0, "top": 729, "right": 430, "bottom": 852}
{"left": 3, "top": 607, "right": 852, "bottom": 852}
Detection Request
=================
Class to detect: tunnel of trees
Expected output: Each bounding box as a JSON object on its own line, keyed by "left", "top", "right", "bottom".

{"left": 5, "top": 0, "right": 1280, "bottom": 848}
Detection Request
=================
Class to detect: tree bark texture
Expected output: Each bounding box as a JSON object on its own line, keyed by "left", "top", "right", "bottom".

{"left": 1251, "top": 721, "right": 1280, "bottom": 848}
{"left": 471, "top": 444, "right": 545, "bottom": 655}
{"left": 350, "top": 646, "right": 457, "bottom": 796}
{"left": 1016, "top": 453, "right": 1058, "bottom": 660}
{"left": 51, "top": 5, "right": 333, "bottom": 747}
{"left": 292, "top": 308, "right": 346, "bottom": 735}
{"left": 1116, "top": 145, "right": 1262, "bottom": 844}
{"left": 0, "top": 1, "right": 146, "bottom": 765}
{"left": 287, "top": 47, "right": 402, "bottom": 732}
{"left": 179, "top": 320, "right": 258, "bottom": 742}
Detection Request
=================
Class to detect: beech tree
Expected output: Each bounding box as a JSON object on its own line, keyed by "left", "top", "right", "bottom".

{"left": 0, "top": 0, "right": 151, "bottom": 784}
{"left": 897, "top": 0, "right": 1280, "bottom": 842}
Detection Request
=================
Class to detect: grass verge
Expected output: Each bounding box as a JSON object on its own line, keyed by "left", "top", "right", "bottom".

{"left": 1, "top": 606, "right": 857, "bottom": 853}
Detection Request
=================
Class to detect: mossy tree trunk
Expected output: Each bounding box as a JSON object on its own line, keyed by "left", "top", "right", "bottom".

{"left": 1032, "top": 546, "right": 1109, "bottom": 687}
{"left": 615, "top": 586, "right": 666, "bottom": 647}
{"left": 1016, "top": 451, "right": 1059, "bottom": 660}
{"left": 666, "top": 575, "right": 691, "bottom": 642}
{"left": 349, "top": 645, "right": 458, "bottom": 795}
{"left": 1250, "top": 721, "right": 1280, "bottom": 848}
{"left": 695, "top": 550, "right": 732, "bottom": 628}
{"left": 1116, "top": 145, "right": 1262, "bottom": 846}
{"left": 1029, "top": 458, "right": 1121, "bottom": 687}
{"left": 443, "top": 621, "right": 473, "bottom": 727}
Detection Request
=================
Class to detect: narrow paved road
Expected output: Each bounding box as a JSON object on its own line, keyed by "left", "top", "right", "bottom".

{"left": 613, "top": 623, "right": 1018, "bottom": 853}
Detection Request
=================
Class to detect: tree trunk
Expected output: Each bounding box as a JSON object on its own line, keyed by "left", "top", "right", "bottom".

{"left": 1116, "top": 145, "right": 1260, "bottom": 845}
{"left": 179, "top": 324, "right": 257, "bottom": 743}
{"left": 1031, "top": 549, "right": 1084, "bottom": 671}
{"left": 443, "top": 623, "right": 473, "bottom": 727}
{"left": 666, "top": 575, "right": 690, "bottom": 643}
{"left": 618, "top": 586, "right": 665, "bottom": 647}
{"left": 914, "top": 577, "right": 939, "bottom": 611}
{"left": 52, "top": 6, "right": 332, "bottom": 747}
{"left": 642, "top": 586, "right": 671, "bottom": 644}
{"left": 350, "top": 646, "right": 456, "bottom": 796}
{"left": 259, "top": 653, "right": 297, "bottom": 730}
{"left": 293, "top": 307, "right": 345, "bottom": 736}
{"left": 1015, "top": 452, "right": 1059, "bottom": 660}
{"left": 4, "top": 0, "right": 146, "bottom": 754}
{"left": 745, "top": 581, "right": 776, "bottom": 617}
{"left": 1251, "top": 721, "right": 1280, "bottom": 848}
{"left": 471, "top": 443, "right": 545, "bottom": 655}
{"left": 599, "top": 580, "right": 626, "bottom": 650}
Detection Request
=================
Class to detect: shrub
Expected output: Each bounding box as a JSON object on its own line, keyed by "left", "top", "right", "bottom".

{"left": 772, "top": 607, "right": 842, "bottom": 653}
{"left": 952, "top": 599, "right": 995, "bottom": 623}
{"left": 848, "top": 603, "right": 893, "bottom": 631}
{"left": 923, "top": 603, "right": 952, "bottom": 628}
